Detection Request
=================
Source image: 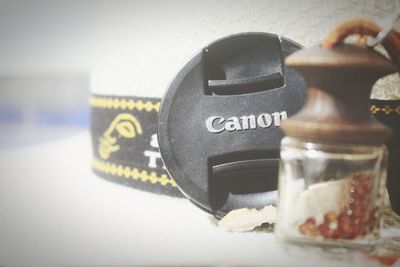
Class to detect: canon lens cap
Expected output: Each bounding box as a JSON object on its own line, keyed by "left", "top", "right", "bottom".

{"left": 158, "top": 32, "right": 306, "bottom": 218}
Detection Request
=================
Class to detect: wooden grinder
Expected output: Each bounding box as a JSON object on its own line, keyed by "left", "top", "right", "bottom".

{"left": 282, "top": 19, "right": 399, "bottom": 145}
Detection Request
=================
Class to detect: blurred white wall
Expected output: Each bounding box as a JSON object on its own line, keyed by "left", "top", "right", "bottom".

{"left": 0, "top": 0, "right": 398, "bottom": 76}
{"left": 0, "top": 1, "right": 101, "bottom": 146}
{"left": 0, "top": 1, "right": 100, "bottom": 75}
{"left": 0, "top": 0, "right": 398, "bottom": 143}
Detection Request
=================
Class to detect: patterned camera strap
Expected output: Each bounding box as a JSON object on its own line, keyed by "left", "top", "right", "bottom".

{"left": 90, "top": 95, "right": 182, "bottom": 197}
{"left": 90, "top": 95, "right": 399, "bottom": 199}
{"left": 371, "top": 99, "right": 400, "bottom": 214}
{"left": 370, "top": 99, "right": 400, "bottom": 152}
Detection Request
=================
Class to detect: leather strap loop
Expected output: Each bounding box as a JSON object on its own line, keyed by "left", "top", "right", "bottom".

{"left": 322, "top": 19, "right": 400, "bottom": 69}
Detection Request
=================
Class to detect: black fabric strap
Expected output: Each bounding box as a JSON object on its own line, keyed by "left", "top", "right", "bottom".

{"left": 89, "top": 95, "right": 400, "bottom": 204}
{"left": 371, "top": 99, "right": 400, "bottom": 214}
{"left": 90, "top": 95, "right": 183, "bottom": 197}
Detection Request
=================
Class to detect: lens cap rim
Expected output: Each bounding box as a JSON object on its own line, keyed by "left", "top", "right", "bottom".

{"left": 158, "top": 32, "right": 305, "bottom": 218}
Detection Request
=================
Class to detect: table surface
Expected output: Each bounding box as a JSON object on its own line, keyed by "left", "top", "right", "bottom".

{"left": 0, "top": 132, "right": 398, "bottom": 266}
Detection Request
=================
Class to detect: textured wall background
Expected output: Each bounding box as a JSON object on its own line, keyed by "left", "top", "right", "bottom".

{"left": 90, "top": 0, "right": 400, "bottom": 99}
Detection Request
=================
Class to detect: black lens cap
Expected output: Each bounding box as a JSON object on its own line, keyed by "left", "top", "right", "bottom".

{"left": 158, "top": 32, "right": 306, "bottom": 218}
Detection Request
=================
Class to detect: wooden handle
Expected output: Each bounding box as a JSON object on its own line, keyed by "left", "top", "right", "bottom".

{"left": 322, "top": 18, "right": 400, "bottom": 70}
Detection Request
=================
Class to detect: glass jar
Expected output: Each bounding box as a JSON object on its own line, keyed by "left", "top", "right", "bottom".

{"left": 275, "top": 137, "right": 387, "bottom": 251}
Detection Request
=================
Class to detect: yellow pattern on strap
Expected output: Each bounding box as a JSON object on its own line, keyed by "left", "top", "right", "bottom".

{"left": 92, "top": 157, "right": 177, "bottom": 187}
{"left": 90, "top": 96, "right": 160, "bottom": 112}
{"left": 98, "top": 113, "right": 143, "bottom": 160}
{"left": 370, "top": 105, "right": 400, "bottom": 115}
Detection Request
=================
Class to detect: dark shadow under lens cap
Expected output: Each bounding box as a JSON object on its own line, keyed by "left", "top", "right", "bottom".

{"left": 158, "top": 32, "right": 307, "bottom": 218}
